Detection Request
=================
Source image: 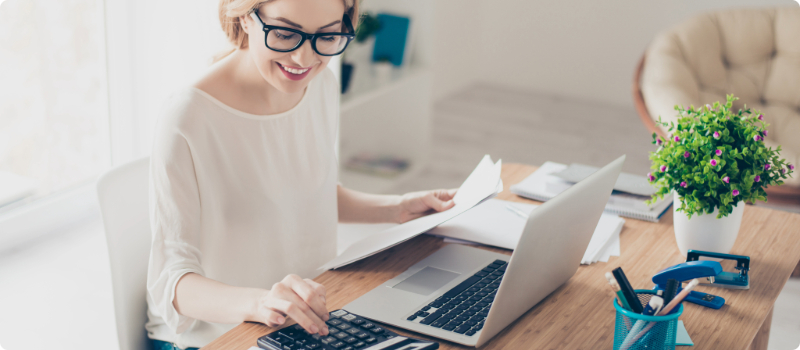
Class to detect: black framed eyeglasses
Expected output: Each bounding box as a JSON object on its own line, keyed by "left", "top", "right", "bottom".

{"left": 249, "top": 10, "right": 355, "bottom": 56}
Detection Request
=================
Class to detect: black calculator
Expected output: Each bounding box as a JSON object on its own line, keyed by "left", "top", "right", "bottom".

{"left": 257, "top": 309, "right": 439, "bottom": 350}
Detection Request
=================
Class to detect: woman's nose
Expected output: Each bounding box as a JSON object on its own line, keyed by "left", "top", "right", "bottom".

{"left": 291, "top": 40, "right": 317, "bottom": 68}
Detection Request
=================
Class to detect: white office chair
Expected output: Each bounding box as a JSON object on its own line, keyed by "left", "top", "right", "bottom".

{"left": 97, "top": 157, "right": 153, "bottom": 350}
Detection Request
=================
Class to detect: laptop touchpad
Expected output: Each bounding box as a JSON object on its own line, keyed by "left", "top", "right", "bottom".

{"left": 392, "top": 266, "right": 460, "bottom": 296}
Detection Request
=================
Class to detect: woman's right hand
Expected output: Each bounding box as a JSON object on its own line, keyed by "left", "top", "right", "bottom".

{"left": 253, "top": 274, "right": 330, "bottom": 335}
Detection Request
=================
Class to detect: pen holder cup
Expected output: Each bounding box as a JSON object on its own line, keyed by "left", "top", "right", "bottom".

{"left": 613, "top": 290, "right": 683, "bottom": 350}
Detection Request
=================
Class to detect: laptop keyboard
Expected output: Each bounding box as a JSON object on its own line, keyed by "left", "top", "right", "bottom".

{"left": 406, "top": 259, "right": 507, "bottom": 336}
{"left": 257, "top": 309, "right": 438, "bottom": 350}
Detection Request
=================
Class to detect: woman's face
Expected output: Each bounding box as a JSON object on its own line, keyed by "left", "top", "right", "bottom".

{"left": 242, "top": 0, "right": 345, "bottom": 94}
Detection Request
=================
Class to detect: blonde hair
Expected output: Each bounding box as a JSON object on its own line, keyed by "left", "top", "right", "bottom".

{"left": 214, "top": 0, "right": 359, "bottom": 62}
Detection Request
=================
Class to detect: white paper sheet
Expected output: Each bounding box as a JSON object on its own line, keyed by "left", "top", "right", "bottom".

{"left": 428, "top": 199, "right": 624, "bottom": 265}
{"left": 320, "top": 155, "right": 503, "bottom": 270}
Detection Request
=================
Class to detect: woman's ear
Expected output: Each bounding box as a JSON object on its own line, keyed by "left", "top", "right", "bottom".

{"left": 239, "top": 15, "right": 250, "bottom": 32}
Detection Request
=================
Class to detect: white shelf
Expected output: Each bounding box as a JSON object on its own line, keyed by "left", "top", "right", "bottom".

{"left": 341, "top": 65, "right": 428, "bottom": 111}
{"left": 336, "top": 0, "right": 433, "bottom": 193}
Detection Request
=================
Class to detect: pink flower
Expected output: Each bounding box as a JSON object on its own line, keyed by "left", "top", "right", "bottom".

{"left": 713, "top": 131, "right": 720, "bottom": 139}
{"left": 680, "top": 181, "right": 687, "bottom": 188}
{"left": 674, "top": 136, "right": 680, "bottom": 142}
{"left": 764, "top": 164, "right": 771, "bottom": 170}
{"left": 782, "top": 168, "right": 788, "bottom": 174}
{"left": 660, "top": 165, "right": 668, "bottom": 172}
{"left": 647, "top": 172, "right": 655, "bottom": 182}
{"left": 705, "top": 104, "right": 712, "bottom": 110}
{"left": 656, "top": 138, "right": 663, "bottom": 146}
{"left": 715, "top": 149, "right": 722, "bottom": 156}
{"left": 684, "top": 151, "right": 691, "bottom": 158}
{"left": 754, "top": 175, "right": 761, "bottom": 182}
{"left": 762, "top": 130, "right": 768, "bottom": 137}
{"left": 722, "top": 176, "right": 730, "bottom": 184}
{"left": 710, "top": 159, "right": 718, "bottom": 166}
{"left": 732, "top": 189, "right": 740, "bottom": 196}
{"left": 758, "top": 114, "right": 764, "bottom": 121}
{"left": 790, "top": 164, "right": 796, "bottom": 171}
{"left": 753, "top": 135, "right": 761, "bottom": 141}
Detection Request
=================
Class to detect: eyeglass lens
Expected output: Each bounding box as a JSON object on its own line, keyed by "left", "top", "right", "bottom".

{"left": 266, "top": 30, "right": 348, "bottom": 55}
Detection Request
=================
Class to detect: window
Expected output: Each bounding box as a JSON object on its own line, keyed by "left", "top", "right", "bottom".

{"left": 0, "top": 0, "right": 109, "bottom": 210}
{"left": 0, "top": 0, "right": 256, "bottom": 244}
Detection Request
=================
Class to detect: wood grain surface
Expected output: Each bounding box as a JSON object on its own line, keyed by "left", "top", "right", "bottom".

{"left": 202, "top": 163, "right": 800, "bottom": 350}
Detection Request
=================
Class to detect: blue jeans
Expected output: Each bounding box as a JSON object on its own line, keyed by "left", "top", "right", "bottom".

{"left": 151, "top": 339, "right": 199, "bottom": 350}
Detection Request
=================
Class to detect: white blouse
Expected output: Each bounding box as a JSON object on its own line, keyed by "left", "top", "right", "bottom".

{"left": 146, "top": 68, "right": 340, "bottom": 349}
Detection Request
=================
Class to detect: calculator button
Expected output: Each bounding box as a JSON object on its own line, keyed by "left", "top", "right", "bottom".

{"left": 331, "top": 310, "right": 348, "bottom": 317}
{"left": 336, "top": 323, "right": 351, "bottom": 330}
{"left": 351, "top": 319, "right": 364, "bottom": 325}
{"left": 331, "top": 341, "right": 345, "bottom": 348}
{"left": 365, "top": 337, "right": 376, "bottom": 343}
{"left": 370, "top": 327, "right": 384, "bottom": 334}
{"left": 321, "top": 336, "right": 337, "bottom": 344}
{"left": 342, "top": 314, "right": 357, "bottom": 322}
{"left": 356, "top": 332, "right": 368, "bottom": 339}
{"left": 346, "top": 328, "right": 360, "bottom": 335}
{"left": 361, "top": 322, "right": 374, "bottom": 329}
{"left": 354, "top": 342, "right": 365, "bottom": 348}
{"left": 342, "top": 347, "right": 353, "bottom": 350}
{"left": 327, "top": 319, "right": 342, "bottom": 326}
{"left": 344, "top": 337, "right": 358, "bottom": 343}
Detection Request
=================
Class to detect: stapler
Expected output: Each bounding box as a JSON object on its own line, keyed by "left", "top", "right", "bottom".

{"left": 686, "top": 250, "right": 750, "bottom": 289}
{"left": 652, "top": 260, "right": 726, "bottom": 309}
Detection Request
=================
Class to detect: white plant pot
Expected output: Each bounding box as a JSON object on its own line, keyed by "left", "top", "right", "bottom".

{"left": 673, "top": 192, "right": 745, "bottom": 257}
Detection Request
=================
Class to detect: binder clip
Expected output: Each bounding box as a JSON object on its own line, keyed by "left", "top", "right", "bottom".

{"left": 686, "top": 250, "right": 750, "bottom": 289}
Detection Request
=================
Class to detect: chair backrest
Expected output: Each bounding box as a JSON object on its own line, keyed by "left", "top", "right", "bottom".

{"left": 97, "top": 157, "right": 152, "bottom": 350}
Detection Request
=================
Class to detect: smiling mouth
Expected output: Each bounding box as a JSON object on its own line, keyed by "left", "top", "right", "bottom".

{"left": 277, "top": 63, "right": 310, "bottom": 75}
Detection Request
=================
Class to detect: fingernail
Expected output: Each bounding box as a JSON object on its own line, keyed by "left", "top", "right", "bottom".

{"left": 310, "top": 325, "right": 320, "bottom": 334}
{"left": 323, "top": 326, "right": 329, "bottom": 335}
{"left": 276, "top": 316, "right": 285, "bottom": 324}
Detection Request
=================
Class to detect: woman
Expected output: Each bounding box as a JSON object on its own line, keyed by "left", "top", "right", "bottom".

{"left": 145, "top": 0, "right": 456, "bottom": 349}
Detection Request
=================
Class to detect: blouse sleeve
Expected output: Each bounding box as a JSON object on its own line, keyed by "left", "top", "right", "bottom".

{"left": 146, "top": 107, "right": 205, "bottom": 334}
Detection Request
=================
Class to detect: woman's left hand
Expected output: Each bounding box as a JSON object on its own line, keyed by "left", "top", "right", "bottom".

{"left": 395, "top": 189, "right": 458, "bottom": 223}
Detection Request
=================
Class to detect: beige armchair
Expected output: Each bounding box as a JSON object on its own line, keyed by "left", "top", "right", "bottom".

{"left": 633, "top": 7, "right": 800, "bottom": 276}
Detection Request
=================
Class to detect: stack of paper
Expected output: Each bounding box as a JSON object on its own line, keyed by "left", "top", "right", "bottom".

{"left": 428, "top": 199, "right": 624, "bottom": 264}
{"left": 510, "top": 162, "right": 672, "bottom": 222}
{"left": 321, "top": 155, "right": 503, "bottom": 270}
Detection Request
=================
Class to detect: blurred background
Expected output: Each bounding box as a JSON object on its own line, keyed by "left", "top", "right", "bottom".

{"left": 1, "top": 0, "right": 798, "bottom": 349}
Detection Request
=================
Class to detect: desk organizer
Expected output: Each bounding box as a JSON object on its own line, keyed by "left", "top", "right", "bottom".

{"left": 613, "top": 290, "right": 684, "bottom": 350}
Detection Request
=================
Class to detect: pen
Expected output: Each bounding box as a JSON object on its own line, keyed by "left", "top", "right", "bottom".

{"left": 621, "top": 279, "right": 700, "bottom": 350}
{"left": 612, "top": 267, "right": 643, "bottom": 313}
{"left": 620, "top": 295, "right": 664, "bottom": 349}
{"left": 605, "top": 272, "right": 632, "bottom": 311}
{"left": 662, "top": 279, "right": 679, "bottom": 305}
{"left": 505, "top": 204, "right": 529, "bottom": 219}
{"left": 658, "top": 279, "right": 699, "bottom": 316}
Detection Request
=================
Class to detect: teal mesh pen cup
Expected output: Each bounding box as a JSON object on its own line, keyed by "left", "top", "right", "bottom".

{"left": 613, "top": 289, "right": 683, "bottom": 350}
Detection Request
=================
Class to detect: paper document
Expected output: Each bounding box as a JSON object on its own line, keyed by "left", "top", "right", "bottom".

{"left": 428, "top": 199, "right": 624, "bottom": 265}
{"left": 321, "top": 155, "right": 503, "bottom": 270}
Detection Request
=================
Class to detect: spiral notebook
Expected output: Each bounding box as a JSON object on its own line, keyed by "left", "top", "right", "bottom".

{"left": 510, "top": 162, "right": 672, "bottom": 222}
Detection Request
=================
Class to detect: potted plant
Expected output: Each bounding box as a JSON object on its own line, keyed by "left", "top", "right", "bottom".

{"left": 647, "top": 95, "right": 794, "bottom": 256}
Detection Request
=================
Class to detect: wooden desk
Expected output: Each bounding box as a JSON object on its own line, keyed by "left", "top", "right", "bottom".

{"left": 203, "top": 163, "right": 800, "bottom": 350}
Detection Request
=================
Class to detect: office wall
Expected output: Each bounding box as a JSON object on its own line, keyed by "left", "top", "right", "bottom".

{"left": 432, "top": 0, "right": 796, "bottom": 106}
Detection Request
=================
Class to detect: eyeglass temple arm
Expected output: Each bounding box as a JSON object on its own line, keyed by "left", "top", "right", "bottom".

{"left": 249, "top": 10, "right": 266, "bottom": 28}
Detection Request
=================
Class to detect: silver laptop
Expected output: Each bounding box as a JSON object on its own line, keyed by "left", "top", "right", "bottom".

{"left": 343, "top": 155, "right": 625, "bottom": 347}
